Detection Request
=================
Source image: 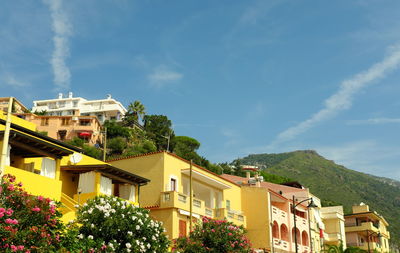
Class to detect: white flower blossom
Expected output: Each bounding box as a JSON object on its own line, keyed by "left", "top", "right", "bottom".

{"left": 126, "top": 243, "right": 132, "bottom": 249}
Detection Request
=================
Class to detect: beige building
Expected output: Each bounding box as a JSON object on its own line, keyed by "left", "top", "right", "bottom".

{"left": 222, "top": 174, "right": 316, "bottom": 253}
{"left": 321, "top": 206, "right": 346, "bottom": 247}
{"left": 15, "top": 113, "right": 103, "bottom": 145}
{"left": 0, "top": 97, "right": 29, "bottom": 113}
{"left": 345, "top": 203, "right": 390, "bottom": 252}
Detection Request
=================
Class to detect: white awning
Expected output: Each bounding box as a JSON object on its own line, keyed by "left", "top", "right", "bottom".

{"left": 178, "top": 209, "right": 200, "bottom": 219}
{"left": 181, "top": 169, "right": 232, "bottom": 190}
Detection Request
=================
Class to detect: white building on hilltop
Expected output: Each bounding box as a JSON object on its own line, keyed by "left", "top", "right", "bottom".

{"left": 32, "top": 92, "right": 127, "bottom": 124}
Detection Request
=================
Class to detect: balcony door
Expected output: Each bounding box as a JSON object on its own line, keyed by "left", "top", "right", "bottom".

{"left": 179, "top": 220, "right": 187, "bottom": 237}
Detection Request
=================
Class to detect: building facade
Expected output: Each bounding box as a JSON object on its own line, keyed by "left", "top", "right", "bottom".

{"left": 222, "top": 173, "right": 318, "bottom": 253}
{"left": 320, "top": 206, "right": 346, "bottom": 247}
{"left": 0, "top": 109, "right": 148, "bottom": 224}
{"left": 0, "top": 97, "right": 29, "bottom": 113}
{"left": 345, "top": 204, "right": 390, "bottom": 253}
{"left": 32, "top": 92, "right": 127, "bottom": 123}
{"left": 15, "top": 113, "right": 103, "bottom": 145}
{"left": 109, "top": 151, "right": 246, "bottom": 240}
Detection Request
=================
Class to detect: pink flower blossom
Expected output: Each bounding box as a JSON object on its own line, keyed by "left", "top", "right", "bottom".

{"left": 37, "top": 196, "right": 44, "bottom": 201}
{"left": 10, "top": 245, "right": 17, "bottom": 252}
{"left": 5, "top": 208, "right": 13, "bottom": 216}
{"left": 7, "top": 184, "right": 14, "bottom": 191}
{"left": 31, "top": 207, "right": 41, "bottom": 212}
{"left": 5, "top": 218, "right": 18, "bottom": 225}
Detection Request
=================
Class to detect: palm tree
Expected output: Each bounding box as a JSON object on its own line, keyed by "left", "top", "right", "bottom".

{"left": 123, "top": 100, "right": 146, "bottom": 127}
{"left": 322, "top": 242, "right": 367, "bottom": 253}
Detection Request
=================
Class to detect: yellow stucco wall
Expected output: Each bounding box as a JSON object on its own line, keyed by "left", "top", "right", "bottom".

{"left": 110, "top": 152, "right": 164, "bottom": 207}
{"left": 4, "top": 166, "right": 62, "bottom": 201}
{"left": 109, "top": 152, "right": 246, "bottom": 239}
{"left": 241, "top": 186, "right": 271, "bottom": 250}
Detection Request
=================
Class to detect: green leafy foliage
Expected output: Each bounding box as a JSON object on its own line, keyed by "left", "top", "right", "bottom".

{"left": 238, "top": 150, "right": 400, "bottom": 247}
{"left": 66, "top": 195, "right": 169, "bottom": 252}
{"left": 107, "top": 137, "right": 128, "bottom": 154}
{"left": 322, "top": 242, "right": 366, "bottom": 253}
{"left": 143, "top": 115, "right": 175, "bottom": 151}
{"left": 173, "top": 217, "right": 253, "bottom": 253}
{"left": 103, "top": 120, "right": 132, "bottom": 139}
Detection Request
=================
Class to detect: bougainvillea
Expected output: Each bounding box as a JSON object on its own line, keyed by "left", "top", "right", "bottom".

{"left": 0, "top": 174, "right": 65, "bottom": 252}
{"left": 66, "top": 195, "right": 170, "bottom": 252}
{"left": 173, "top": 217, "right": 253, "bottom": 253}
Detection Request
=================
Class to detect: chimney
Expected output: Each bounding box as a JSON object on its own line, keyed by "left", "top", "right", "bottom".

{"left": 58, "top": 93, "right": 63, "bottom": 99}
{"left": 68, "top": 92, "right": 73, "bottom": 98}
{"left": 246, "top": 171, "right": 251, "bottom": 179}
{"left": 255, "top": 174, "right": 261, "bottom": 187}
{"left": 106, "top": 94, "right": 112, "bottom": 99}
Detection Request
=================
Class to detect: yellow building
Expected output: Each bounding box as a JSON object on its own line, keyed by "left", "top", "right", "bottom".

{"left": 345, "top": 203, "right": 390, "bottom": 253}
{"left": 0, "top": 109, "right": 79, "bottom": 201}
{"left": 320, "top": 206, "right": 346, "bottom": 248}
{"left": 0, "top": 100, "right": 149, "bottom": 223}
{"left": 109, "top": 151, "right": 246, "bottom": 239}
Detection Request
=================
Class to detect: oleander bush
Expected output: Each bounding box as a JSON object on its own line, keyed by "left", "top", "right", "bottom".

{"left": 173, "top": 216, "right": 253, "bottom": 253}
{"left": 66, "top": 195, "right": 170, "bottom": 252}
{"left": 0, "top": 174, "right": 65, "bottom": 252}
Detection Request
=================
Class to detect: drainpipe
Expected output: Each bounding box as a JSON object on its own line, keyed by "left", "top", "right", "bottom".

{"left": 268, "top": 191, "right": 274, "bottom": 253}
{"left": 0, "top": 97, "right": 13, "bottom": 183}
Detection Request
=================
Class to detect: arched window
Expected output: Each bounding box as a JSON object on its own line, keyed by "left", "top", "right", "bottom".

{"left": 292, "top": 228, "right": 301, "bottom": 244}
{"left": 272, "top": 221, "right": 279, "bottom": 238}
{"left": 280, "top": 224, "right": 289, "bottom": 241}
{"left": 301, "top": 231, "right": 309, "bottom": 246}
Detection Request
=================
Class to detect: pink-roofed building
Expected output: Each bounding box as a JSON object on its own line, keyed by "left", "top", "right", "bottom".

{"left": 222, "top": 173, "right": 325, "bottom": 253}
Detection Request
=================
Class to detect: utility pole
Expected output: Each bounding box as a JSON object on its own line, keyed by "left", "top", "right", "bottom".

{"left": 102, "top": 126, "right": 107, "bottom": 161}
{"left": 0, "top": 97, "right": 13, "bottom": 183}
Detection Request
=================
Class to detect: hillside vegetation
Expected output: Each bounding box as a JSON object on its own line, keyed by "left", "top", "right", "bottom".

{"left": 237, "top": 150, "right": 400, "bottom": 247}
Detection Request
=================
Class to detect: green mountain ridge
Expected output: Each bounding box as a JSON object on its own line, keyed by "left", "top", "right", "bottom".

{"left": 236, "top": 150, "right": 400, "bottom": 247}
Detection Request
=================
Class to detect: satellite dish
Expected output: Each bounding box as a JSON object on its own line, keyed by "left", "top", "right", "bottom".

{"left": 70, "top": 153, "right": 82, "bottom": 164}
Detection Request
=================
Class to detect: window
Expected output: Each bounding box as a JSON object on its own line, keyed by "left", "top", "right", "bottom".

{"left": 58, "top": 130, "right": 67, "bottom": 140}
{"left": 58, "top": 101, "right": 65, "bottom": 108}
{"left": 226, "top": 200, "right": 231, "bottom": 211}
{"left": 41, "top": 118, "right": 49, "bottom": 126}
{"left": 170, "top": 178, "right": 177, "bottom": 191}
{"left": 79, "top": 119, "right": 91, "bottom": 126}
{"left": 40, "top": 158, "right": 56, "bottom": 179}
{"left": 73, "top": 101, "right": 78, "bottom": 107}
{"left": 61, "top": 118, "right": 70, "bottom": 125}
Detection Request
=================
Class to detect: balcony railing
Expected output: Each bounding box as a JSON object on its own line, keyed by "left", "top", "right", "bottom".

{"left": 160, "top": 191, "right": 246, "bottom": 226}
{"left": 345, "top": 222, "right": 379, "bottom": 233}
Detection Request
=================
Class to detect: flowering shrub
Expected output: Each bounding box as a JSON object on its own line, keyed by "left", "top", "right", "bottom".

{"left": 0, "top": 174, "right": 65, "bottom": 252}
{"left": 67, "top": 195, "right": 169, "bottom": 252}
{"left": 173, "top": 217, "right": 253, "bottom": 253}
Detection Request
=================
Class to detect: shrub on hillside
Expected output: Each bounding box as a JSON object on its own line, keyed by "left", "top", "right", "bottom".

{"left": 173, "top": 217, "right": 253, "bottom": 253}
{"left": 0, "top": 174, "right": 65, "bottom": 252}
{"left": 66, "top": 195, "right": 169, "bottom": 252}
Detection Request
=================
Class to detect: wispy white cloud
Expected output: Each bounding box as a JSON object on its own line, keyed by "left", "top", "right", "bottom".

{"left": 2, "top": 74, "right": 28, "bottom": 88}
{"left": 239, "top": 0, "right": 282, "bottom": 26}
{"left": 148, "top": 65, "right": 183, "bottom": 88}
{"left": 43, "top": 0, "right": 72, "bottom": 91}
{"left": 347, "top": 117, "right": 400, "bottom": 125}
{"left": 274, "top": 45, "right": 400, "bottom": 144}
{"left": 316, "top": 140, "right": 400, "bottom": 180}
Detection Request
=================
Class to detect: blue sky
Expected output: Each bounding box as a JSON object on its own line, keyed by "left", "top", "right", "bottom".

{"left": 1, "top": 0, "right": 400, "bottom": 180}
